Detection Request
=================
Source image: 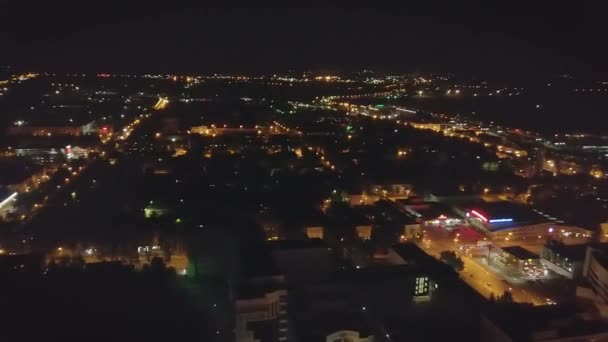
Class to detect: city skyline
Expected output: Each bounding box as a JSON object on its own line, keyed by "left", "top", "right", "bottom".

{"left": 1, "top": 3, "right": 608, "bottom": 341}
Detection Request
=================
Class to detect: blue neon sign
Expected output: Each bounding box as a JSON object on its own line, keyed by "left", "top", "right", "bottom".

{"left": 488, "top": 218, "right": 513, "bottom": 223}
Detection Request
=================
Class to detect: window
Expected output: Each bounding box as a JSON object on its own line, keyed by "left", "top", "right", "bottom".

{"left": 415, "top": 276, "right": 429, "bottom": 295}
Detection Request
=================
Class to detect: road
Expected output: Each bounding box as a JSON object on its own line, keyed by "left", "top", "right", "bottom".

{"left": 460, "top": 255, "right": 543, "bottom": 305}
{"left": 153, "top": 97, "right": 169, "bottom": 110}
{"left": 416, "top": 228, "right": 547, "bottom": 305}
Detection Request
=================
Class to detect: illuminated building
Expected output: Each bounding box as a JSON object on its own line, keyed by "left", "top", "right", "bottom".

{"left": 409, "top": 122, "right": 442, "bottom": 132}
{"left": 481, "top": 304, "right": 608, "bottom": 341}
{"left": 363, "top": 183, "right": 412, "bottom": 203}
{"left": 540, "top": 241, "right": 587, "bottom": 279}
{"left": 495, "top": 144, "right": 528, "bottom": 158}
{"left": 400, "top": 201, "right": 462, "bottom": 228}
{"left": 305, "top": 226, "right": 324, "bottom": 239}
{"left": 236, "top": 277, "right": 289, "bottom": 342}
{"left": 492, "top": 246, "right": 545, "bottom": 278}
{"left": 0, "top": 190, "right": 18, "bottom": 218}
{"left": 577, "top": 245, "right": 608, "bottom": 319}
{"left": 7, "top": 119, "right": 97, "bottom": 136}
{"left": 325, "top": 330, "right": 374, "bottom": 342}
{"left": 14, "top": 147, "right": 66, "bottom": 164}
{"left": 601, "top": 223, "right": 608, "bottom": 243}
{"left": 460, "top": 201, "right": 592, "bottom": 242}
{"left": 355, "top": 225, "right": 372, "bottom": 240}
{"left": 0, "top": 159, "right": 48, "bottom": 193}
{"left": 143, "top": 202, "right": 170, "bottom": 218}
{"left": 63, "top": 145, "right": 90, "bottom": 159}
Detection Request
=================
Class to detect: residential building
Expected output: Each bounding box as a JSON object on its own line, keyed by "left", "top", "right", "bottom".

{"left": 236, "top": 276, "right": 289, "bottom": 342}
{"left": 493, "top": 246, "right": 545, "bottom": 278}
{"left": 540, "top": 241, "right": 587, "bottom": 279}
{"left": 578, "top": 245, "right": 608, "bottom": 319}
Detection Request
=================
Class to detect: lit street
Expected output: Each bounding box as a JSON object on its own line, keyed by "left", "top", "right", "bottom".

{"left": 416, "top": 227, "right": 548, "bottom": 305}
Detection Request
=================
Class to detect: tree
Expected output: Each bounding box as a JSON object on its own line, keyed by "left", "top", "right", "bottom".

{"left": 439, "top": 250, "right": 464, "bottom": 272}
{"left": 325, "top": 201, "right": 357, "bottom": 245}
{"left": 496, "top": 291, "right": 514, "bottom": 304}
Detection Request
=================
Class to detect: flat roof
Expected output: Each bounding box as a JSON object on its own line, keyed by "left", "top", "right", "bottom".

{"left": 466, "top": 201, "right": 549, "bottom": 224}
{"left": 237, "top": 276, "right": 285, "bottom": 300}
{"left": 429, "top": 188, "right": 479, "bottom": 198}
{"left": 303, "top": 311, "right": 375, "bottom": 340}
{"left": 500, "top": 246, "right": 539, "bottom": 260}
{"left": 5, "top": 135, "right": 100, "bottom": 149}
{"left": 401, "top": 202, "right": 456, "bottom": 219}
{"left": 484, "top": 304, "right": 608, "bottom": 341}
{"left": 13, "top": 108, "right": 97, "bottom": 127}
{"left": 0, "top": 158, "right": 42, "bottom": 185}
{"left": 544, "top": 242, "right": 587, "bottom": 260}
{"left": 457, "top": 226, "right": 485, "bottom": 243}
{"left": 267, "top": 238, "right": 329, "bottom": 251}
{"left": 374, "top": 200, "right": 418, "bottom": 224}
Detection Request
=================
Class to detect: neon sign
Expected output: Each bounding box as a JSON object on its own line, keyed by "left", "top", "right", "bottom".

{"left": 488, "top": 218, "right": 514, "bottom": 223}
{"left": 471, "top": 210, "right": 488, "bottom": 222}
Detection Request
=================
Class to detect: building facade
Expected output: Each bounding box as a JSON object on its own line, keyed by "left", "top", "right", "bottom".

{"left": 579, "top": 246, "right": 608, "bottom": 318}
{"left": 236, "top": 286, "right": 289, "bottom": 342}
{"left": 326, "top": 330, "right": 375, "bottom": 342}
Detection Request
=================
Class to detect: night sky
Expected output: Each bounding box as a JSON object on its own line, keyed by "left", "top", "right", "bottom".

{"left": 3, "top": 2, "right": 608, "bottom": 77}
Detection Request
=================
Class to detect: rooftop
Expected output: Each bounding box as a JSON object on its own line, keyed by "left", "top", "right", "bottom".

{"left": 544, "top": 241, "right": 588, "bottom": 260}
{"left": 297, "top": 311, "right": 375, "bottom": 341}
{"left": 465, "top": 201, "right": 550, "bottom": 226}
{"left": 484, "top": 303, "right": 608, "bottom": 342}
{"left": 0, "top": 158, "right": 42, "bottom": 185}
{"left": 590, "top": 246, "right": 608, "bottom": 269}
{"left": 267, "top": 238, "right": 328, "bottom": 251}
{"left": 399, "top": 201, "right": 457, "bottom": 219}
{"left": 12, "top": 108, "right": 97, "bottom": 127}
{"left": 237, "top": 275, "right": 286, "bottom": 300}
{"left": 457, "top": 226, "right": 486, "bottom": 243}
{"left": 500, "top": 246, "right": 539, "bottom": 260}
{"left": 374, "top": 200, "right": 418, "bottom": 225}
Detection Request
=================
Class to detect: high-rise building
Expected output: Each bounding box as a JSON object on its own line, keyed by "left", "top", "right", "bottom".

{"left": 578, "top": 245, "right": 608, "bottom": 318}
{"left": 235, "top": 276, "right": 288, "bottom": 342}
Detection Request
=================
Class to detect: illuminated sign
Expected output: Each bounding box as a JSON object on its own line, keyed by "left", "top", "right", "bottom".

{"left": 488, "top": 218, "right": 513, "bottom": 223}
{"left": 471, "top": 210, "right": 488, "bottom": 222}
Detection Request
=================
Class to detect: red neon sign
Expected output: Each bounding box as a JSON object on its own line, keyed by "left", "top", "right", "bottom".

{"left": 471, "top": 210, "right": 488, "bottom": 222}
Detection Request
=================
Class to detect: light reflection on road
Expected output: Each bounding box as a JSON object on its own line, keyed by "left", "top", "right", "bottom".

{"left": 415, "top": 227, "right": 546, "bottom": 305}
